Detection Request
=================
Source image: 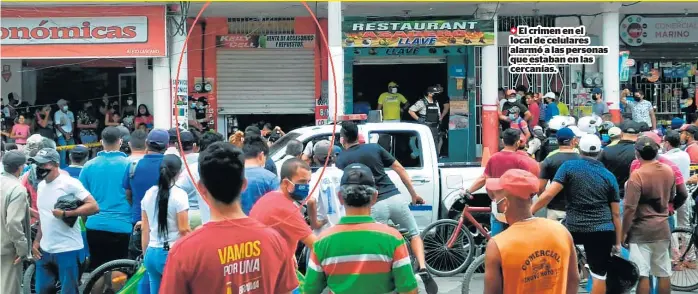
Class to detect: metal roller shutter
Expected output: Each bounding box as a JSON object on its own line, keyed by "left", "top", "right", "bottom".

{"left": 216, "top": 49, "right": 315, "bottom": 114}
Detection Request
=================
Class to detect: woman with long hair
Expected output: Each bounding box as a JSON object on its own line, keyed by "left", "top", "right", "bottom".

{"left": 141, "top": 154, "right": 190, "bottom": 294}
{"left": 134, "top": 104, "right": 154, "bottom": 131}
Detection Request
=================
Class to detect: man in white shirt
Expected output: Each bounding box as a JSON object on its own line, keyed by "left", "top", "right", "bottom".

{"left": 307, "top": 140, "right": 344, "bottom": 235}
{"left": 31, "top": 148, "right": 99, "bottom": 294}
{"left": 54, "top": 99, "right": 75, "bottom": 168}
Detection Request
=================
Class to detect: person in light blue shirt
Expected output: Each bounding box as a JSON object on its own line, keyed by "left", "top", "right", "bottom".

{"left": 79, "top": 127, "right": 132, "bottom": 271}
{"left": 241, "top": 134, "right": 279, "bottom": 214}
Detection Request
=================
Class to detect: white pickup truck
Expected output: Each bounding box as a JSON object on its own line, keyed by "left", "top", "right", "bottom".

{"left": 268, "top": 122, "right": 489, "bottom": 230}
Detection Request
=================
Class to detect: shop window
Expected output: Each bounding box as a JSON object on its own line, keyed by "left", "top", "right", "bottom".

{"left": 368, "top": 131, "right": 423, "bottom": 169}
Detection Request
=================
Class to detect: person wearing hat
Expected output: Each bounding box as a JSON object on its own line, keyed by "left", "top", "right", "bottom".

{"left": 31, "top": 148, "right": 99, "bottom": 294}
{"left": 409, "top": 84, "right": 445, "bottom": 148}
{"left": 499, "top": 89, "right": 532, "bottom": 130}
{"left": 483, "top": 169, "right": 578, "bottom": 294}
{"left": 543, "top": 92, "right": 561, "bottom": 122}
{"left": 378, "top": 81, "right": 409, "bottom": 122}
{"left": 591, "top": 88, "right": 610, "bottom": 117}
{"left": 168, "top": 129, "right": 203, "bottom": 229}
{"left": 607, "top": 126, "right": 622, "bottom": 147}
{"left": 1, "top": 150, "right": 30, "bottom": 294}
{"left": 63, "top": 144, "right": 90, "bottom": 179}
{"left": 623, "top": 136, "right": 683, "bottom": 293}
{"left": 671, "top": 117, "right": 686, "bottom": 130}
{"left": 304, "top": 163, "right": 419, "bottom": 294}
{"left": 598, "top": 120, "right": 641, "bottom": 199}
{"left": 538, "top": 127, "right": 582, "bottom": 221}
{"left": 680, "top": 124, "right": 698, "bottom": 163}
{"left": 533, "top": 134, "right": 621, "bottom": 294}
{"left": 79, "top": 127, "right": 134, "bottom": 271}
{"left": 54, "top": 98, "right": 76, "bottom": 168}
{"left": 306, "top": 140, "right": 345, "bottom": 235}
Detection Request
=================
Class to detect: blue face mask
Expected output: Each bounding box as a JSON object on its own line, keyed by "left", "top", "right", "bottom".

{"left": 601, "top": 134, "right": 610, "bottom": 144}
{"left": 287, "top": 180, "right": 310, "bottom": 201}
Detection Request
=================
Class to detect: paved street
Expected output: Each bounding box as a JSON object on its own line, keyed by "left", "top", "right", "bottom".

{"left": 419, "top": 275, "right": 697, "bottom": 294}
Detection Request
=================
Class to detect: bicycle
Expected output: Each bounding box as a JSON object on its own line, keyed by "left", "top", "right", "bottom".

{"left": 670, "top": 204, "right": 698, "bottom": 291}
{"left": 80, "top": 229, "right": 144, "bottom": 294}
{"left": 420, "top": 189, "right": 489, "bottom": 277}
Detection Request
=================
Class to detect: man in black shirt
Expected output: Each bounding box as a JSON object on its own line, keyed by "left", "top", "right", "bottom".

{"left": 538, "top": 127, "right": 582, "bottom": 220}
{"left": 335, "top": 121, "right": 438, "bottom": 294}
{"left": 598, "top": 120, "right": 641, "bottom": 199}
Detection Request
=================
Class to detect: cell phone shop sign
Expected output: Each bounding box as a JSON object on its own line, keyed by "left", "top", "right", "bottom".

{"left": 620, "top": 15, "right": 698, "bottom": 46}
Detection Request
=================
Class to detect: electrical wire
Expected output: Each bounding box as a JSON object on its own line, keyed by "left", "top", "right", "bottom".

{"left": 170, "top": 0, "right": 339, "bottom": 229}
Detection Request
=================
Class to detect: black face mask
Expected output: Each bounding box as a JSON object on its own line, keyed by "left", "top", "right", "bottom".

{"left": 35, "top": 167, "right": 52, "bottom": 181}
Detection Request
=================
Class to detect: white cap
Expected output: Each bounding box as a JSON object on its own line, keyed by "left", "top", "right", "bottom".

{"left": 567, "top": 126, "right": 586, "bottom": 137}
{"left": 608, "top": 127, "right": 622, "bottom": 137}
{"left": 548, "top": 116, "right": 568, "bottom": 131}
{"left": 544, "top": 92, "right": 556, "bottom": 99}
{"left": 579, "top": 134, "right": 602, "bottom": 153}
{"left": 533, "top": 125, "right": 543, "bottom": 132}
{"left": 565, "top": 116, "right": 576, "bottom": 126}
{"left": 577, "top": 116, "right": 601, "bottom": 134}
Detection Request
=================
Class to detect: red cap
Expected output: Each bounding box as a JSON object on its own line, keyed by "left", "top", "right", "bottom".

{"left": 486, "top": 169, "right": 539, "bottom": 200}
{"left": 641, "top": 131, "right": 661, "bottom": 145}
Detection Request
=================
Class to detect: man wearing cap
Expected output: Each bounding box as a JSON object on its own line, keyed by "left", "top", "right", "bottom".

{"left": 378, "top": 81, "right": 409, "bottom": 122}
{"left": 54, "top": 99, "right": 76, "bottom": 168}
{"left": 598, "top": 120, "right": 641, "bottom": 199}
{"left": 484, "top": 169, "right": 578, "bottom": 294}
{"left": 1, "top": 150, "right": 30, "bottom": 294}
{"left": 591, "top": 88, "right": 609, "bottom": 117}
{"left": 538, "top": 127, "right": 582, "bottom": 221}
{"left": 31, "top": 148, "right": 99, "bottom": 294}
{"left": 79, "top": 127, "right": 133, "bottom": 271}
{"left": 543, "top": 92, "right": 560, "bottom": 122}
{"left": 306, "top": 140, "right": 345, "bottom": 235}
{"left": 63, "top": 145, "right": 89, "bottom": 179}
{"left": 533, "top": 134, "right": 621, "bottom": 294}
{"left": 545, "top": 126, "right": 583, "bottom": 159}
{"left": 623, "top": 136, "right": 681, "bottom": 293}
{"left": 304, "top": 163, "right": 419, "bottom": 294}
{"left": 172, "top": 129, "right": 204, "bottom": 229}
{"left": 500, "top": 89, "right": 531, "bottom": 130}
{"left": 607, "top": 126, "right": 622, "bottom": 147}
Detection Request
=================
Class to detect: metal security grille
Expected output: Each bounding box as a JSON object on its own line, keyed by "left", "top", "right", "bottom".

{"left": 473, "top": 16, "right": 571, "bottom": 146}
{"left": 627, "top": 60, "right": 697, "bottom": 116}
{"left": 227, "top": 17, "right": 295, "bottom": 35}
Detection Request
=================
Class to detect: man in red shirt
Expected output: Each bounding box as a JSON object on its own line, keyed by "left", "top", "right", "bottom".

{"left": 466, "top": 128, "right": 539, "bottom": 237}
{"left": 159, "top": 142, "right": 298, "bottom": 294}
{"left": 250, "top": 158, "right": 317, "bottom": 262}
{"left": 680, "top": 124, "right": 698, "bottom": 163}
{"left": 629, "top": 132, "right": 688, "bottom": 206}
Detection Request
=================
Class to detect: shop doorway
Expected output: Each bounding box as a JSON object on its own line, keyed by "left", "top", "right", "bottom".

{"left": 352, "top": 63, "right": 448, "bottom": 121}
{"left": 36, "top": 67, "right": 135, "bottom": 110}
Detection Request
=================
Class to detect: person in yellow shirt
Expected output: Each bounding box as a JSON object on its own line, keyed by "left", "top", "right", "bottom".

{"left": 377, "top": 81, "right": 408, "bottom": 122}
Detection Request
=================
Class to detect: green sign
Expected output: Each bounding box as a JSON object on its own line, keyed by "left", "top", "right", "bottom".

{"left": 342, "top": 19, "right": 495, "bottom": 48}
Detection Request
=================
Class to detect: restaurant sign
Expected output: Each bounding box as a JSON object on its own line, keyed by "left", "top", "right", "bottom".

{"left": 342, "top": 19, "right": 495, "bottom": 48}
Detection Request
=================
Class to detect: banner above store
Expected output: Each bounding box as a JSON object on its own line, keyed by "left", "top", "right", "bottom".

{"left": 342, "top": 19, "right": 495, "bottom": 48}
{"left": 217, "top": 34, "right": 315, "bottom": 49}
{"left": 620, "top": 15, "right": 698, "bottom": 46}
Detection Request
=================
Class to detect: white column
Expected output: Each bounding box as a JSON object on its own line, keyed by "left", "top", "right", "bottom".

{"left": 478, "top": 4, "right": 500, "bottom": 155}
{"left": 601, "top": 3, "right": 621, "bottom": 122}
{"left": 135, "top": 59, "right": 154, "bottom": 112}
{"left": 152, "top": 57, "right": 171, "bottom": 130}
{"left": 327, "top": 1, "right": 345, "bottom": 118}
{"left": 169, "top": 7, "right": 188, "bottom": 129}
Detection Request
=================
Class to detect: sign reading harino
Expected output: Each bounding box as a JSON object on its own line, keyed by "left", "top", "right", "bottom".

{"left": 0, "top": 17, "right": 149, "bottom": 45}
{"left": 343, "top": 19, "right": 495, "bottom": 47}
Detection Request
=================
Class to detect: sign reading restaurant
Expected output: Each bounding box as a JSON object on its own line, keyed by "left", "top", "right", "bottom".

{"left": 342, "top": 19, "right": 495, "bottom": 47}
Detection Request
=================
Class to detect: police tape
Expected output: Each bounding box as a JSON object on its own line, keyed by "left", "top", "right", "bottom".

{"left": 55, "top": 142, "right": 102, "bottom": 151}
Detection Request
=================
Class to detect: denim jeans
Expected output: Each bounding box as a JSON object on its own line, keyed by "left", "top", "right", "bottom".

{"left": 57, "top": 136, "right": 75, "bottom": 168}
{"left": 35, "top": 249, "right": 83, "bottom": 294}
{"left": 144, "top": 247, "right": 169, "bottom": 294}
{"left": 80, "top": 134, "right": 98, "bottom": 144}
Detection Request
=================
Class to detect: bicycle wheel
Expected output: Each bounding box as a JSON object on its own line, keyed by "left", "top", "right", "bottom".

{"left": 461, "top": 253, "right": 486, "bottom": 294}
{"left": 420, "top": 219, "right": 476, "bottom": 277}
{"left": 80, "top": 259, "right": 140, "bottom": 294}
{"left": 671, "top": 226, "right": 698, "bottom": 291}
{"left": 22, "top": 263, "right": 35, "bottom": 294}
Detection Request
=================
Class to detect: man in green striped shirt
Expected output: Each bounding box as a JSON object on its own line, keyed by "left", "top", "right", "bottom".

{"left": 304, "top": 163, "right": 418, "bottom": 294}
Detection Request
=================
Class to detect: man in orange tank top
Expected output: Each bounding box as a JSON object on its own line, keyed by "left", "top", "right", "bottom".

{"left": 483, "top": 169, "right": 578, "bottom": 294}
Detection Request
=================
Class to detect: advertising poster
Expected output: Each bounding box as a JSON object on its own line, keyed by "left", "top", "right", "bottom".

{"left": 217, "top": 34, "right": 315, "bottom": 49}
{"left": 342, "top": 19, "right": 495, "bottom": 48}
{"left": 620, "top": 15, "right": 698, "bottom": 46}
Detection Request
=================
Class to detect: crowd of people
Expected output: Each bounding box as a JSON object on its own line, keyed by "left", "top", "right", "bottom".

{"left": 464, "top": 82, "right": 698, "bottom": 293}
{"left": 0, "top": 116, "right": 445, "bottom": 294}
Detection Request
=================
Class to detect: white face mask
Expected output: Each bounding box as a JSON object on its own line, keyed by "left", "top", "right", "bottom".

{"left": 390, "top": 88, "right": 398, "bottom": 94}
{"left": 126, "top": 100, "right": 133, "bottom": 105}
{"left": 507, "top": 98, "right": 517, "bottom": 103}
{"left": 62, "top": 105, "right": 69, "bottom": 112}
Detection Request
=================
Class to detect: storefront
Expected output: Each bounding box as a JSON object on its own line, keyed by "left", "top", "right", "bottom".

{"left": 339, "top": 17, "right": 495, "bottom": 160}
{"left": 0, "top": 5, "right": 166, "bottom": 116}
{"left": 618, "top": 14, "right": 698, "bottom": 119}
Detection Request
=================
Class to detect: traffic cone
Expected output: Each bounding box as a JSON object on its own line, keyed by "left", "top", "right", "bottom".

{"left": 481, "top": 147, "right": 491, "bottom": 167}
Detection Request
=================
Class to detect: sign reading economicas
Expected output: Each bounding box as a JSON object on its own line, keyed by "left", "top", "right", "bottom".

{"left": 342, "top": 19, "right": 495, "bottom": 48}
